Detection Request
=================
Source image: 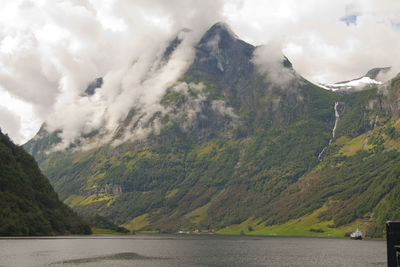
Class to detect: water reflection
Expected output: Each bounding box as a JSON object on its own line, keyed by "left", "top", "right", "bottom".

{"left": 50, "top": 252, "right": 164, "bottom": 265}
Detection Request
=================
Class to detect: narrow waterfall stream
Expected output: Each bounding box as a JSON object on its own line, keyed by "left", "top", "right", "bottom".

{"left": 318, "top": 102, "right": 339, "bottom": 160}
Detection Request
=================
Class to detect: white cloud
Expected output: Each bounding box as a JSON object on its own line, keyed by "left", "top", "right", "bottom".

{"left": 224, "top": 0, "right": 400, "bottom": 83}
{"left": 0, "top": 87, "right": 41, "bottom": 144}
{"left": 0, "top": 106, "right": 22, "bottom": 143}
{"left": 252, "top": 40, "right": 295, "bottom": 87}
{"left": 0, "top": 0, "right": 399, "bottom": 145}
{"left": 0, "top": 0, "right": 224, "bottom": 145}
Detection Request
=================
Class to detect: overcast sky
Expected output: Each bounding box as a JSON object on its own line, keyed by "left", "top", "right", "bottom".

{"left": 1, "top": 0, "right": 400, "bottom": 144}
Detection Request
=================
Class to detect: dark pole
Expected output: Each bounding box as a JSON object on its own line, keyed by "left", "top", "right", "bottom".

{"left": 387, "top": 221, "right": 400, "bottom": 267}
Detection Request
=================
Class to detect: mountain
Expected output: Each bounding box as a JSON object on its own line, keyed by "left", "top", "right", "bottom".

{"left": 0, "top": 130, "right": 91, "bottom": 236}
{"left": 320, "top": 67, "right": 391, "bottom": 93}
{"left": 255, "top": 74, "right": 400, "bottom": 237}
{"left": 24, "top": 22, "right": 400, "bottom": 237}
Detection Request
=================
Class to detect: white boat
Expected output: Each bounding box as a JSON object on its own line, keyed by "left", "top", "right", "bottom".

{"left": 350, "top": 229, "right": 362, "bottom": 240}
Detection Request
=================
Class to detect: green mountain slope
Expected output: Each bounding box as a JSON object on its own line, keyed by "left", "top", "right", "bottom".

{"left": 0, "top": 130, "right": 91, "bottom": 236}
{"left": 23, "top": 23, "right": 400, "bottom": 237}
{"left": 236, "top": 80, "right": 400, "bottom": 237}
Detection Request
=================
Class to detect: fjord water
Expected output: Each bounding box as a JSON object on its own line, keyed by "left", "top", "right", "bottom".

{"left": 0, "top": 235, "right": 385, "bottom": 267}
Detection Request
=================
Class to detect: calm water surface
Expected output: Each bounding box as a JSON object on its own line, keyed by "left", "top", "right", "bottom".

{"left": 0, "top": 234, "right": 386, "bottom": 267}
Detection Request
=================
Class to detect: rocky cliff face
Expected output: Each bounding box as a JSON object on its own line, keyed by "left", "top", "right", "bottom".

{"left": 87, "top": 183, "right": 123, "bottom": 195}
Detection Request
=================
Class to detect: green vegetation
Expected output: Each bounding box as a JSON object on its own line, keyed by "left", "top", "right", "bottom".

{"left": 22, "top": 24, "right": 400, "bottom": 238}
{"left": 91, "top": 227, "right": 124, "bottom": 234}
{"left": 123, "top": 213, "right": 150, "bottom": 231}
{"left": 25, "top": 77, "right": 340, "bottom": 234}
{"left": 217, "top": 205, "right": 362, "bottom": 237}
{"left": 0, "top": 131, "right": 91, "bottom": 236}
{"left": 86, "top": 215, "right": 129, "bottom": 234}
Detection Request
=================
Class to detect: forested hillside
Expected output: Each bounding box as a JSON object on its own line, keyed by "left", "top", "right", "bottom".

{"left": 0, "top": 130, "right": 91, "bottom": 236}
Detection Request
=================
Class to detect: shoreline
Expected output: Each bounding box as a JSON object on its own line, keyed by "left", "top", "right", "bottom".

{"left": 0, "top": 232, "right": 386, "bottom": 241}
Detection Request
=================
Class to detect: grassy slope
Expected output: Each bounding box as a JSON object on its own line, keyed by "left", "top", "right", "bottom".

{"left": 217, "top": 205, "right": 363, "bottom": 237}
{"left": 91, "top": 227, "right": 124, "bottom": 235}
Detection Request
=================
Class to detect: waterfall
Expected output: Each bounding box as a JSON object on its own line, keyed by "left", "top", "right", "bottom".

{"left": 318, "top": 102, "right": 339, "bottom": 160}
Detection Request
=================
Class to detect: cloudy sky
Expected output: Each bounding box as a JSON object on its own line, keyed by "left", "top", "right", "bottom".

{"left": 1, "top": 0, "right": 400, "bottom": 144}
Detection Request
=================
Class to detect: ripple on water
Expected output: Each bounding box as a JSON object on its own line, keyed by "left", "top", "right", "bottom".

{"left": 49, "top": 252, "right": 166, "bottom": 265}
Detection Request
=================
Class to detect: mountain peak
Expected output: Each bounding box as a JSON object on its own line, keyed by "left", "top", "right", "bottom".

{"left": 364, "top": 67, "right": 391, "bottom": 80}
{"left": 210, "top": 22, "right": 236, "bottom": 36}
{"left": 191, "top": 22, "right": 254, "bottom": 74}
{"left": 198, "top": 22, "right": 237, "bottom": 47}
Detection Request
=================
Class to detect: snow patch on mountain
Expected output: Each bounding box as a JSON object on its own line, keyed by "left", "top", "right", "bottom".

{"left": 319, "top": 67, "right": 391, "bottom": 92}
{"left": 320, "top": 77, "right": 382, "bottom": 91}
